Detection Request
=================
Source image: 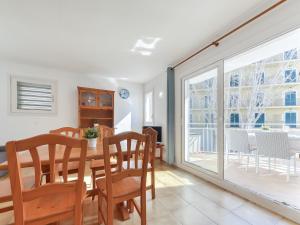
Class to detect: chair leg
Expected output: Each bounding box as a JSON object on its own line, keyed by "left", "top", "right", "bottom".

{"left": 287, "top": 159, "right": 290, "bottom": 182}
{"left": 294, "top": 155, "right": 297, "bottom": 175}
{"left": 140, "top": 191, "right": 147, "bottom": 225}
{"left": 74, "top": 204, "right": 83, "bottom": 225}
{"left": 151, "top": 168, "right": 155, "bottom": 199}
{"left": 246, "top": 155, "right": 249, "bottom": 172}
{"left": 227, "top": 150, "right": 229, "bottom": 164}
{"left": 92, "top": 170, "right": 96, "bottom": 200}
{"left": 127, "top": 200, "right": 134, "bottom": 213}
{"left": 106, "top": 198, "right": 113, "bottom": 225}
{"left": 97, "top": 194, "right": 104, "bottom": 225}
{"left": 256, "top": 154, "right": 259, "bottom": 174}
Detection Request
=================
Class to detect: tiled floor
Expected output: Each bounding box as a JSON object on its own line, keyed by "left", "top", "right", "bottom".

{"left": 0, "top": 163, "right": 298, "bottom": 225}
{"left": 189, "top": 152, "right": 300, "bottom": 210}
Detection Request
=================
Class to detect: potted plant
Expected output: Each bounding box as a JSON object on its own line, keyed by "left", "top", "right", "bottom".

{"left": 84, "top": 127, "right": 99, "bottom": 148}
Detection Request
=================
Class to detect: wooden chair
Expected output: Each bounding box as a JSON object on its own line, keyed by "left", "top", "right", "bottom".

{"left": 142, "top": 127, "right": 158, "bottom": 199}
{"left": 50, "top": 127, "right": 81, "bottom": 176}
{"left": 50, "top": 127, "right": 81, "bottom": 138}
{"left": 6, "top": 134, "right": 87, "bottom": 225}
{"left": 90, "top": 125, "right": 115, "bottom": 200}
{"left": 0, "top": 176, "right": 35, "bottom": 214}
{"left": 96, "top": 131, "right": 150, "bottom": 225}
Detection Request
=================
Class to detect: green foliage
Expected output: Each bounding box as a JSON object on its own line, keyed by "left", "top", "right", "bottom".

{"left": 84, "top": 127, "right": 99, "bottom": 139}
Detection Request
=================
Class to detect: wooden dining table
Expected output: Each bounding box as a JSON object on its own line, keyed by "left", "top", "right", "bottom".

{"left": 0, "top": 141, "right": 109, "bottom": 171}
{"left": 0, "top": 139, "right": 140, "bottom": 221}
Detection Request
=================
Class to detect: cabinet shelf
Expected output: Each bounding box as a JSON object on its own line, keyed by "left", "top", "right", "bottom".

{"left": 78, "top": 86, "right": 115, "bottom": 128}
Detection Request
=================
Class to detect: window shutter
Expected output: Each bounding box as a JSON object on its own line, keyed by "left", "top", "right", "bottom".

{"left": 17, "top": 81, "right": 53, "bottom": 111}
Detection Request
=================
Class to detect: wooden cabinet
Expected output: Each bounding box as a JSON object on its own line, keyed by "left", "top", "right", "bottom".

{"left": 78, "top": 87, "right": 114, "bottom": 128}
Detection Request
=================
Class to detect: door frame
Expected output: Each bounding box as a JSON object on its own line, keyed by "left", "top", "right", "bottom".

{"left": 181, "top": 60, "right": 224, "bottom": 180}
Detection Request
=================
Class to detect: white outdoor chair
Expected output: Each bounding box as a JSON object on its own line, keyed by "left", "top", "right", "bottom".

{"left": 255, "top": 132, "right": 297, "bottom": 181}
{"left": 226, "top": 129, "right": 255, "bottom": 170}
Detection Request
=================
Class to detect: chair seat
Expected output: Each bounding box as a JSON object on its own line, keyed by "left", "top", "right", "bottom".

{"left": 96, "top": 177, "right": 140, "bottom": 198}
{"left": 24, "top": 183, "right": 86, "bottom": 223}
{"left": 122, "top": 160, "right": 152, "bottom": 170}
{"left": 0, "top": 176, "right": 35, "bottom": 202}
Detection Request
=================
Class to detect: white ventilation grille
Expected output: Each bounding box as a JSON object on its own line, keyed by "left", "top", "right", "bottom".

{"left": 17, "top": 81, "right": 53, "bottom": 111}
{"left": 11, "top": 76, "right": 57, "bottom": 113}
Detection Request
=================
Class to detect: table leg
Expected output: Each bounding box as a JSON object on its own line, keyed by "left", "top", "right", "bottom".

{"left": 117, "top": 202, "right": 130, "bottom": 221}
{"left": 160, "top": 146, "right": 163, "bottom": 162}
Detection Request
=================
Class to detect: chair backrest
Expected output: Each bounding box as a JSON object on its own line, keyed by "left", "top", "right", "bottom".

{"left": 255, "top": 132, "right": 290, "bottom": 159}
{"left": 50, "top": 127, "right": 81, "bottom": 138}
{"left": 6, "top": 134, "right": 87, "bottom": 224}
{"left": 226, "top": 129, "right": 250, "bottom": 153}
{"left": 142, "top": 127, "right": 158, "bottom": 163}
{"left": 102, "top": 132, "right": 150, "bottom": 199}
{"left": 99, "top": 125, "right": 114, "bottom": 142}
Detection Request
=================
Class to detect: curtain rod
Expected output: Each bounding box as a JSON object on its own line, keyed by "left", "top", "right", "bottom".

{"left": 172, "top": 0, "right": 288, "bottom": 69}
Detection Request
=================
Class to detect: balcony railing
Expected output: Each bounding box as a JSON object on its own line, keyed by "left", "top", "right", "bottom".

{"left": 187, "top": 123, "right": 300, "bottom": 154}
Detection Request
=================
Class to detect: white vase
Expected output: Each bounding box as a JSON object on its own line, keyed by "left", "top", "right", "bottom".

{"left": 88, "top": 138, "right": 97, "bottom": 149}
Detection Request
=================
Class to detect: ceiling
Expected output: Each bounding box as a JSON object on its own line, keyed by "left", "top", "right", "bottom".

{"left": 0, "top": 0, "right": 276, "bottom": 83}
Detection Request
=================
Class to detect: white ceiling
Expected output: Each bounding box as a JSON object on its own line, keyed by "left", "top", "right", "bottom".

{"left": 0, "top": 0, "right": 275, "bottom": 83}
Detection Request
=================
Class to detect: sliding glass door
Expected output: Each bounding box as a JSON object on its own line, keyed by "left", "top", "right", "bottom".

{"left": 183, "top": 63, "right": 223, "bottom": 175}
{"left": 181, "top": 28, "right": 300, "bottom": 222}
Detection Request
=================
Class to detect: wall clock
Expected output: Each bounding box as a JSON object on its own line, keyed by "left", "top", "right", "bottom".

{"left": 119, "top": 88, "right": 130, "bottom": 99}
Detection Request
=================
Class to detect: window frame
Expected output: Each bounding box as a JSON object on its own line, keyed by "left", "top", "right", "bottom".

{"left": 10, "top": 76, "right": 58, "bottom": 114}
{"left": 284, "top": 111, "right": 297, "bottom": 128}
{"left": 230, "top": 73, "right": 240, "bottom": 87}
{"left": 284, "top": 90, "right": 297, "bottom": 106}
{"left": 144, "top": 90, "right": 154, "bottom": 125}
{"left": 254, "top": 112, "right": 265, "bottom": 128}
{"left": 230, "top": 113, "right": 240, "bottom": 128}
{"left": 284, "top": 68, "right": 297, "bottom": 83}
{"left": 283, "top": 48, "right": 298, "bottom": 60}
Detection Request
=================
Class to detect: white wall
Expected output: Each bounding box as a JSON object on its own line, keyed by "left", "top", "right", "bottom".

{"left": 0, "top": 61, "right": 143, "bottom": 145}
{"left": 143, "top": 73, "right": 167, "bottom": 158}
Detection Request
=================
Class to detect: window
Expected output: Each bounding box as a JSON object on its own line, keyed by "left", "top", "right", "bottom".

{"left": 254, "top": 113, "right": 265, "bottom": 128}
{"left": 230, "top": 74, "right": 240, "bottom": 87}
{"left": 284, "top": 69, "right": 297, "bottom": 83}
{"left": 256, "top": 72, "right": 264, "bottom": 85}
{"left": 256, "top": 92, "right": 264, "bottom": 107}
{"left": 205, "top": 113, "right": 214, "bottom": 124}
{"left": 204, "top": 78, "right": 213, "bottom": 88}
{"left": 204, "top": 96, "right": 211, "bottom": 108}
{"left": 229, "top": 94, "right": 239, "bottom": 108}
{"left": 285, "top": 112, "right": 296, "bottom": 128}
{"left": 144, "top": 91, "right": 153, "bottom": 124}
{"left": 285, "top": 91, "right": 296, "bottom": 106}
{"left": 284, "top": 48, "right": 298, "bottom": 60}
{"left": 230, "top": 113, "right": 239, "bottom": 127}
{"left": 11, "top": 76, "right": 57, "bottom": 113}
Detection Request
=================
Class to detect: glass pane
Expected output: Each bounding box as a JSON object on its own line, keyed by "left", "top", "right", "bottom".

{"left": 184, "top": 68, "right": 218, "bottom": 173}
{"left": 224, "top": 28, "right": 300, "bottom": 211}
{"left": 99, "top": 93, "right": 112, "bottom": 107}
{"left": 80, "top": 91, "right": 96, "bottom": 107}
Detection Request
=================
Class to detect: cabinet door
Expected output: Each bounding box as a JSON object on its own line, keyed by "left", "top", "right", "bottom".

{"left": 98, "top": 92, "right": 113, "bottom": 108}
{"left": 80, "top": 90, "right": 97, "bottom": 107}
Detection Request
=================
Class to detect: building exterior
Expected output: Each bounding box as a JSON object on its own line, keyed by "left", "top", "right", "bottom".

{"left": 186, "top": 48, "right": 300, "bottom": 152}
{"left": 224, "top": 48, "right": 300, "bottom": 129}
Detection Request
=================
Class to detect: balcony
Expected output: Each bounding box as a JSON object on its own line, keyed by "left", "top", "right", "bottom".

{"left": 185, "top": 125, "right": 300, "bottom": 210}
